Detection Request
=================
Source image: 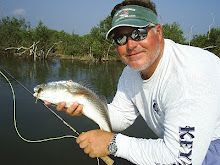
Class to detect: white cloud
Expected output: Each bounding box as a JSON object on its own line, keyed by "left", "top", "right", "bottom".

{"left": 13, "top": 8, "right": 26, "bottom": 16}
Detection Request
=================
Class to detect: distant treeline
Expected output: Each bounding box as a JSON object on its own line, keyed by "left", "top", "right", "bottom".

{"left": 0, "top": 16, "right": 219, "bottom": 60}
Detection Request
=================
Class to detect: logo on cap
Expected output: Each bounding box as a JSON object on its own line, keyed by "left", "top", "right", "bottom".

{"left": 115, "top": 7, "right": 136, "bottom": 23}
{"left": 121, "top": 10, "right": 129, "bottom": 17}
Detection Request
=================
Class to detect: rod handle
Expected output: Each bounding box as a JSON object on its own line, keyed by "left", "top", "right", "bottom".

{"left": 100, "top": 156, "right": 114, "bottom": 165}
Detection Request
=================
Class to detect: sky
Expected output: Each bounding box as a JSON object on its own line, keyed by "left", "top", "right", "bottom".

{"left": 1, "top": 0, "right": 220, "bottom": 40}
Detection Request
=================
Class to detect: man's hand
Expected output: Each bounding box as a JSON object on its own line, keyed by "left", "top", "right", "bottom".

{"left": 44, "top": 101, "right": 83, "bottom": 116}
{"left": 76, "top": 130, "right": 114, "bottom": 158}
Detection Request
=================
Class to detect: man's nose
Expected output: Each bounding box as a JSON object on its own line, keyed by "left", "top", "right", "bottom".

{"left": 126, "top": 37, "right": 137, "bottom": 52}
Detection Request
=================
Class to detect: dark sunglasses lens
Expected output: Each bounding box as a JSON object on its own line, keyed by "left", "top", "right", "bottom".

{"left": 113, "top": 27, "right": 148, "bottom": 45}
{"left": 114, "top": 35, "right": 127, "bottom": 45}
{"left": 131, "top": 29, "right": 147, "bottom": 41}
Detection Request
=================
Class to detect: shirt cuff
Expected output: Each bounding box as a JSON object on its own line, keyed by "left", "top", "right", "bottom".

{"left": 115, "top": 133, "right": 131, "bottom": 158}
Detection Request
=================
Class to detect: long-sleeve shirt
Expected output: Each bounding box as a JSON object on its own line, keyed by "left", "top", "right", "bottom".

{"left": 108, "top": 39, "right": 220, "bottom": 165}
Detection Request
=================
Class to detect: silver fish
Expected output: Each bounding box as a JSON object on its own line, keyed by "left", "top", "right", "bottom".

{"left": 33, "top": 80, "right": 112, "bottom": 132}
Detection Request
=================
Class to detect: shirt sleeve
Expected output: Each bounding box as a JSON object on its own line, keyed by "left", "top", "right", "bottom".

{"left": 113, "top": 71, "right": 220, "bottom": 165}
{"left": 107, "top": 67, "right": 139, "bottom": 132}
{"left": 114, "top": 99, "right": 219, "bottom": 165}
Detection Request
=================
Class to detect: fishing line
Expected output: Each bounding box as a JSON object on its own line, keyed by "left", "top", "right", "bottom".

{"left": 1, "top": 67, "right": 80, "bottom": 135}
{"left": 1, "top": 67, "right": 33, "bottom": 95}
{"left": 0, "top": 68, "right": 101, "bottom": 165}
{"left": 0, "top": 69, "right": 78, "bottom": 142}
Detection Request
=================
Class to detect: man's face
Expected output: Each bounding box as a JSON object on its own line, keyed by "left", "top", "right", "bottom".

{"left": 114, "top": 25, "right": 163, "bottom": 73}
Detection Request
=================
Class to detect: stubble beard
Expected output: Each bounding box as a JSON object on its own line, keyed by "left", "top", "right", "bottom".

{"left": 132, "top": 44, "right": 161, "bottom": 72}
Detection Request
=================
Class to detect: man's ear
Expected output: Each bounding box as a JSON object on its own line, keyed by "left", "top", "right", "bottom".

{"left": 156, "top": 24, "right": 163, "bottom": 34}
{"left": 155, "top": 24, "right": 163, "bottom": 39}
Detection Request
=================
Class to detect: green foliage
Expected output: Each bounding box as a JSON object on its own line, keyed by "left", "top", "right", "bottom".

{"left": 163, "top": 22, "right": 185, "bottom": 44}
{"left": 0, "top": 16, "right": 219, "bottom": 59}
{"left": 190, "top": 34, "right": 207, "bottom": 47}
{"left": 191, "top": 28, "right": 220, "bottom": 57}
{"left": 33, "top": 21, "right": 53, "bottom": 51}
{"left": 0, "top": 17, "right": 30, "bottom": 52}
{"left": 87, "top": 16, "right": 113, "bottom": 59}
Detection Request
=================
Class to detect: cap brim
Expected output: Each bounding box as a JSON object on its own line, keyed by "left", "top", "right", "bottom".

{"left": 106, "top": 20, "right": 151, "bottom": 39}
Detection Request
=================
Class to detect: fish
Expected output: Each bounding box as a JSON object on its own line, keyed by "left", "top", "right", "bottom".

{"left": 33, "top": 80, "right": 114, "bottom": 165}
{"left": 33, "top": 80, "right": 112, "bottom": 132}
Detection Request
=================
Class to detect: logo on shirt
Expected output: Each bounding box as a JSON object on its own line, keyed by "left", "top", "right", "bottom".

{"left": 152, "top": 100, "right": 162, "bottom": 116}
{"left": 179, "top": 126, "right": 195, "bottom": 164}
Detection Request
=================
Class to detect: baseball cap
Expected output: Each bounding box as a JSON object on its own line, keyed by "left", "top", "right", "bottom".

{"left": 106, "top": 5, "right": 158, "bottom": 39}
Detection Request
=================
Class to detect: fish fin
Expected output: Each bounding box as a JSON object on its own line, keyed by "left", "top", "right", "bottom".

{"left": 78, "top": 80, "right": 96, "bottom": 92}
{"left": 99, "top": 95, "right": 108, "bottom": 106}
{"left": 78, "top": 80, "right": 108, "bottom": 103}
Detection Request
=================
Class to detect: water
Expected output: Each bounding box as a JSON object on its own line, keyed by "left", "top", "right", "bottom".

{"left": 0, "top": 57, "right": 157, "bottom": 165}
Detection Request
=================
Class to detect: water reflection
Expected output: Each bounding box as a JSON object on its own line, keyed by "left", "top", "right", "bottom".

{"left": 0, "top": 57, "right": 157, "bottom": 165}
{"left": 1, "top": 57, "right": 123, "bottom": 101}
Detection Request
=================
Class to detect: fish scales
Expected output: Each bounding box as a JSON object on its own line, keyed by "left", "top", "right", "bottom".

{"left": 33, "top": 80, "right": 114, "bottom": 165}
{"left": 70, "top": 82, "right": 111, "bottom": 131}
{"left": 33, "top": 80, "right": 112, "bottom": 132}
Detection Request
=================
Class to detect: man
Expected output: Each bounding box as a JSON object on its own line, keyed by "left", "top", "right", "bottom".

{"left": 56, "top": 0, "right": 220, "bottom": 164}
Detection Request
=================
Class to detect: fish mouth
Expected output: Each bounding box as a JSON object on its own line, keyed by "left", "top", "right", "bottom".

{"left": 34, "top": 87, "right": 43, "bottom": 94}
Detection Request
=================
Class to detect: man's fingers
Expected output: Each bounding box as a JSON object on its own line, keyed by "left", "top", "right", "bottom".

{"left": 76, "top": 133, "right": 95, "bottom": 157}
{"left": 56, "top": 102, "right": 66, "bottom": 111}
{"left": 66, "top": 103, "right": 83, "bottom": 116}
{"left": 72, "top": 104, "right": 83, "bottom": 116}
{"left": 66, "top": 102, "right": 77, "bottom": 114}
{"left": 44, "top": 101, "right": 51, "bottom": 105}
{"left": 76, "top": 132, "right": 86, "bottom": 144}
{"left": 79, "top": 140, "right": 89, "bottom": 149}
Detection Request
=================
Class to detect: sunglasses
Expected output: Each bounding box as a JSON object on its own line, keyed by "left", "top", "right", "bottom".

{"left": 113, "top": 25, "right": 155, "bottom": 46}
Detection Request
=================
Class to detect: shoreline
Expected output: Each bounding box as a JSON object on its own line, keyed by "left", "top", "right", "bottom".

{"left": 0, "top": 53, "right": 122, "bottom": 63}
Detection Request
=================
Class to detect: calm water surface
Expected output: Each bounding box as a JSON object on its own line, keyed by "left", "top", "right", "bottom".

{"left": 0, "top": 57, "right": 157, "bottom": 165}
